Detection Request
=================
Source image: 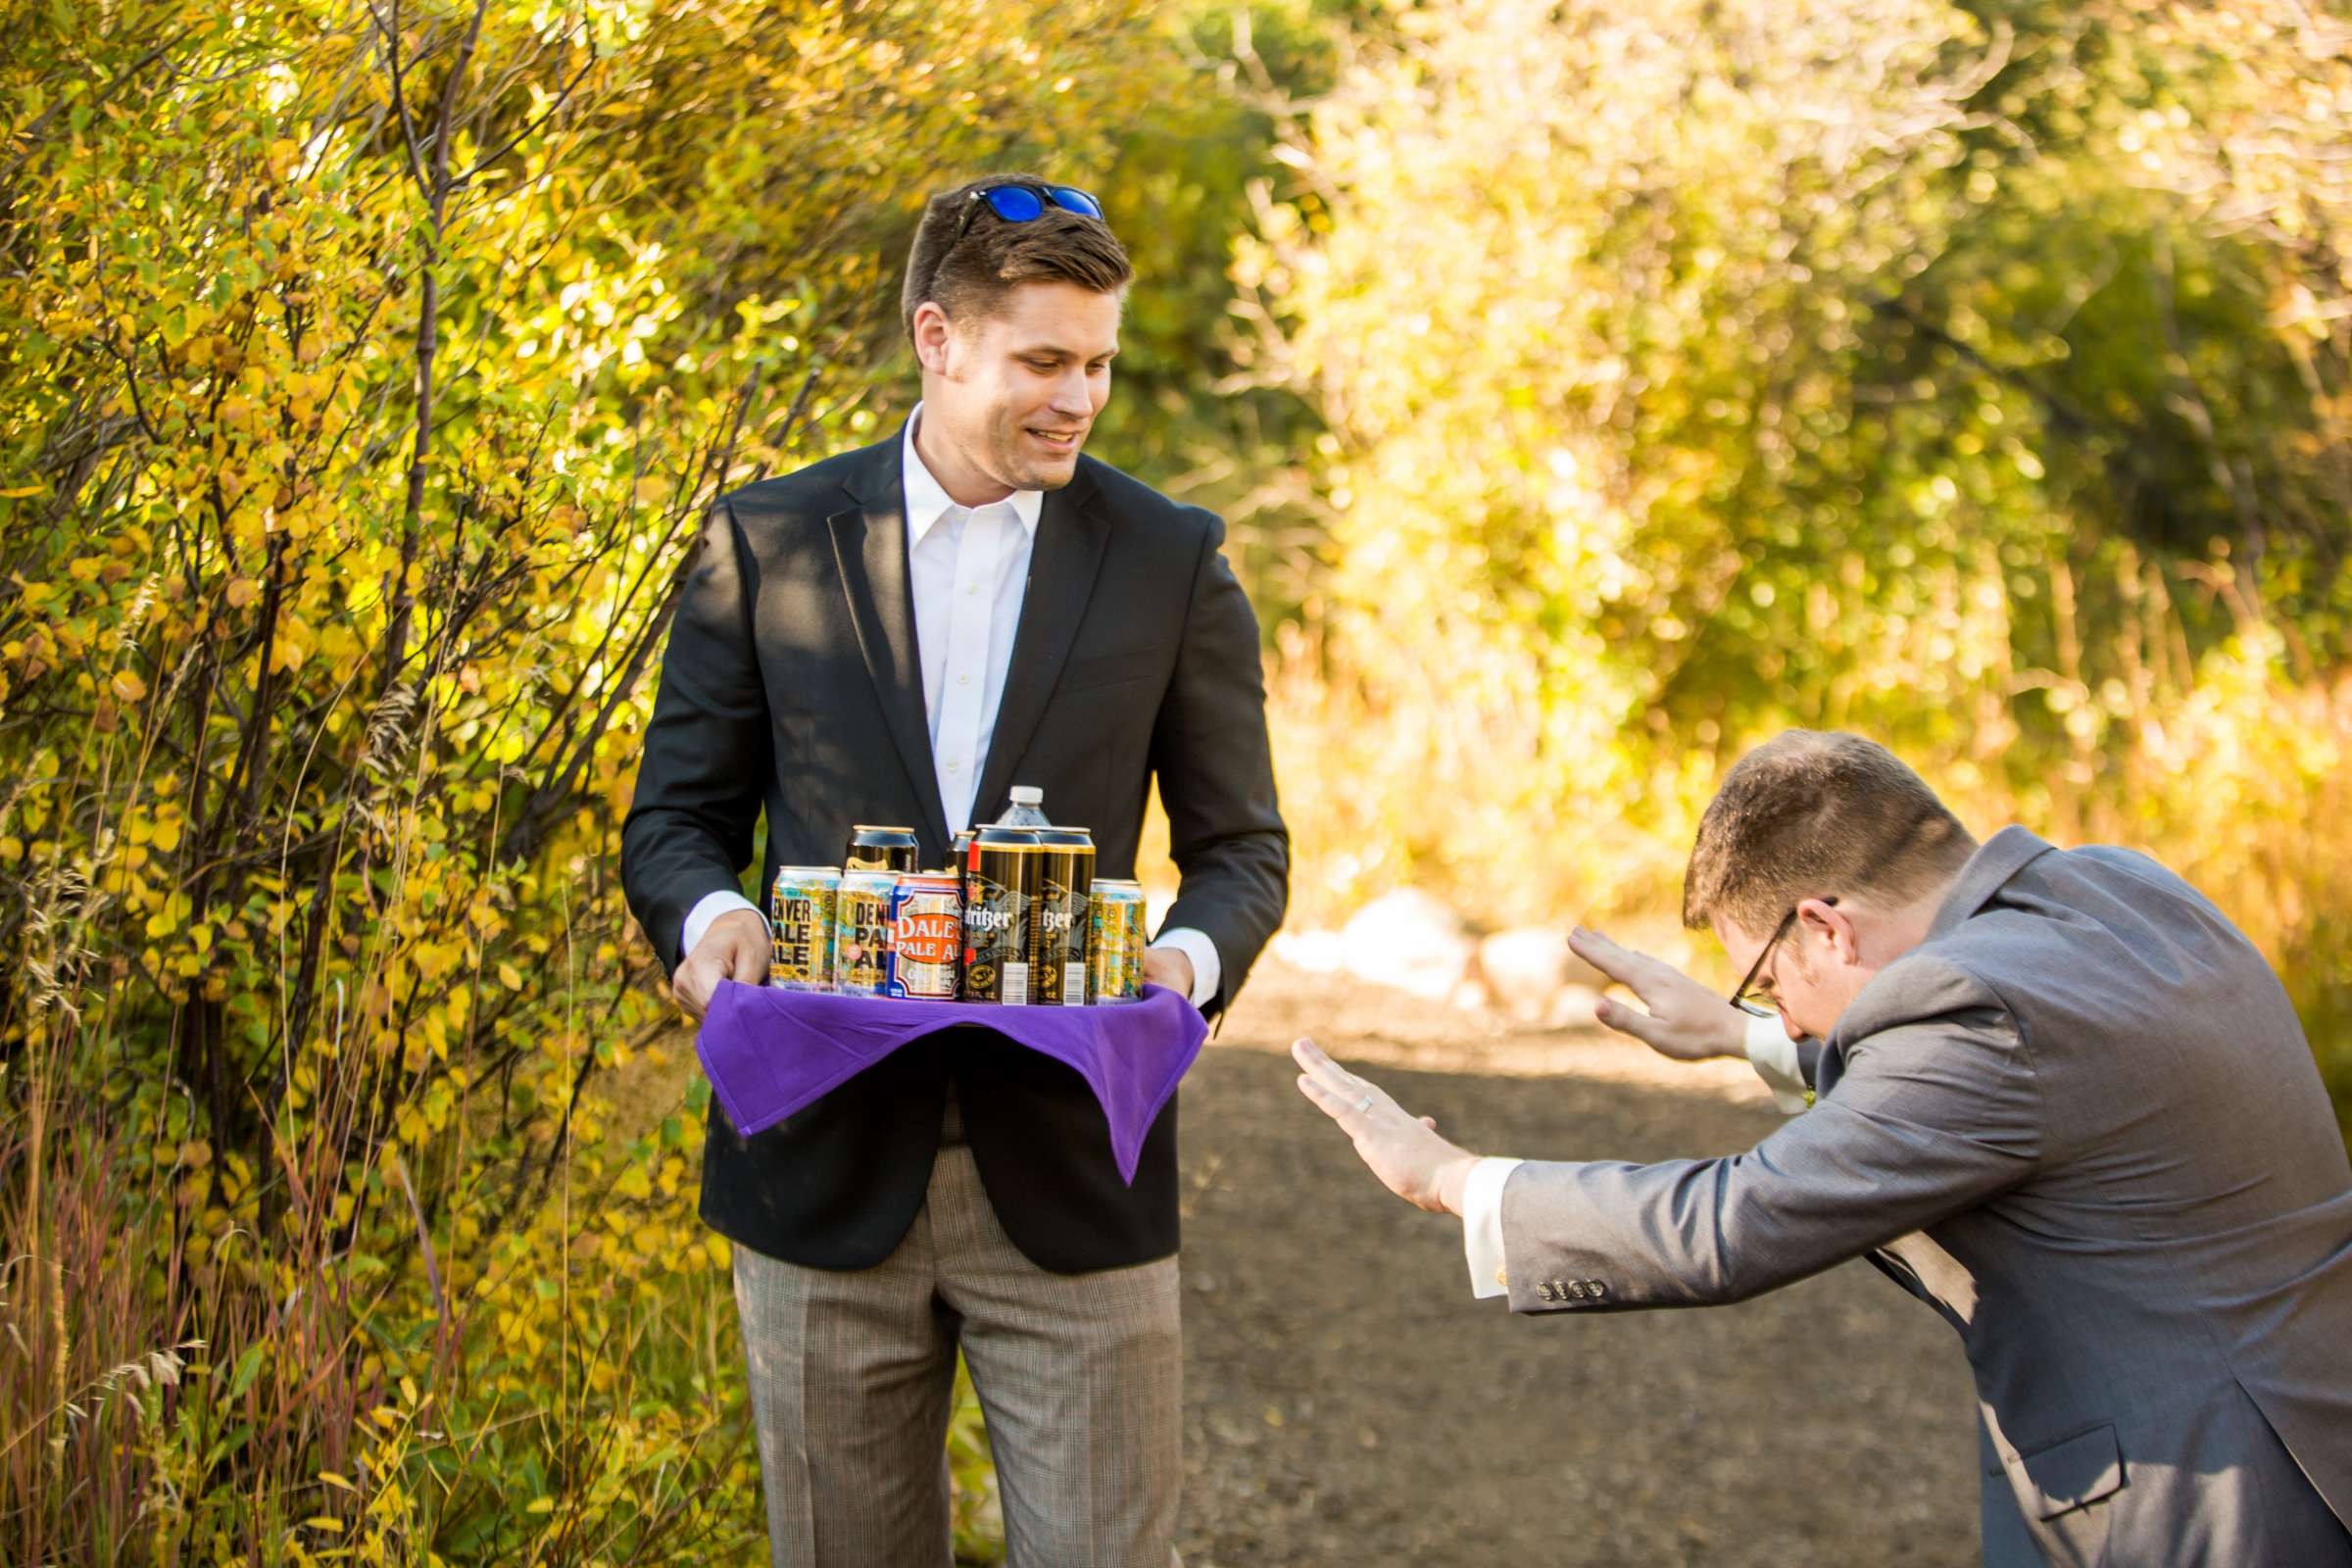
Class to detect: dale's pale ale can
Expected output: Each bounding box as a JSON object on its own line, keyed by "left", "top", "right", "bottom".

{"left": 883, "top": 873, "right": 961, "bottom": 1002}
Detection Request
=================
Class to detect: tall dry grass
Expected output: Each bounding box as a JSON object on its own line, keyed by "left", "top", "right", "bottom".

{"left": 0, "top": 926, "right": 761, "bottom": 1565}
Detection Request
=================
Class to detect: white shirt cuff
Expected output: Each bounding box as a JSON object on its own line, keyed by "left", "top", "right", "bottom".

{"left": 682, "top": 889, "right": 762, "bottom": 963}
{"left": 1150, "top": 925, "right": 1221, "bottom": 1009}
{"left": 1743, "top": 1011, "right": 1812, "bottom": 1115}
{"left": 1462, "top": 1156, "right": 1524, "bottom": 1298}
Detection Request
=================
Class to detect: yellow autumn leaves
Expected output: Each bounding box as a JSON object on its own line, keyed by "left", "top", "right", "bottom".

{"left": 5, "top": 0, "right": 1172, "bottom": 1551}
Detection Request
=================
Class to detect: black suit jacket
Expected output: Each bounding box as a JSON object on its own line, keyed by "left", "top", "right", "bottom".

{"left": 620, "top": 430, "right": 1289, "bottom": 1272}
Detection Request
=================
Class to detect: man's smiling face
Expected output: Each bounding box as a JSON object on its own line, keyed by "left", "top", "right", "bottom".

{"left": 918, "top": 279, "right": 1120, "bottom": 493}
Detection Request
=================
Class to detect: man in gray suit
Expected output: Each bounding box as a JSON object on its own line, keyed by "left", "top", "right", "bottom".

{"left": 1295, "top": 730, "right": 2352, "bottom": 1565}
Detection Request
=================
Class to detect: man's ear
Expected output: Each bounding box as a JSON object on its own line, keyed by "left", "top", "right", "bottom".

{"left": 1799, "top": 898, "right": 1859, "bottom": 965}
{"left": 911, "top": 301, "right": 954, "bottom": 376}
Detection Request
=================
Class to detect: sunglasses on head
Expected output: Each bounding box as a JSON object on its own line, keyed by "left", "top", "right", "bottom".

{"left": 947, "top": 181, "right": 1104, "bottom": 250}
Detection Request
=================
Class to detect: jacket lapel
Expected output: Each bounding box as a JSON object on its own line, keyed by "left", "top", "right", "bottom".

{"left": 971, "top": 469, "right": 1112, "bottom": 823}
{"left": 829, "top": 438, "right": 952, "bottom": 853}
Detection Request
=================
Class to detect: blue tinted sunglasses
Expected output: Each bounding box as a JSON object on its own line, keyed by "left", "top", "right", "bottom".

{"left": 947, "top": 181, "right": 1104, "bottom": 249}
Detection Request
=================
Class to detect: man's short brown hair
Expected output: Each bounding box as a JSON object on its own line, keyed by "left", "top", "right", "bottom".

{"left": 1682, "top": 730, "right": 1977, "bottom": 935}
{"left": 901, "top": 173, "right": 1132, "bottom": 343}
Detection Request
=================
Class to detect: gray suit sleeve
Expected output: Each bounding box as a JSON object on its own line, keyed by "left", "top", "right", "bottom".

{"left": 1498, "top": 958, "right": 2042, "bottom": 1313}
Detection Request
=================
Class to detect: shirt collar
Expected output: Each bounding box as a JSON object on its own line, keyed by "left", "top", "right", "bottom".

{"left": 902, "top": 404, "right": 1044, "bottom": 547}
{"left": 1924, "top": 824, "right": 2059, "bottom": 942}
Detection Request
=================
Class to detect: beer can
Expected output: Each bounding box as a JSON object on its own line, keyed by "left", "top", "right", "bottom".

{"left": 833, "top": 869, "right": 897, "bottom": 998}
{"left": 962, "top": 826, "right": 1039, "bottom": 1004}
{"left": 1031, "top": 827, "right": 1096, "bottom": 1007}
{"left": 1089, "top": 878, "right": 1146, "bottom": 1004}
{"left": 768, "top": 866, "right": 841, "bottom": 992}
{"left": 949, "top": 828, "right": 976, "bottom": 875}
{"left": 884, "top": 873, "right": 961, "bottom": 1002}
{"left": 845, "top": 824, "right": 921, "bottom": 875}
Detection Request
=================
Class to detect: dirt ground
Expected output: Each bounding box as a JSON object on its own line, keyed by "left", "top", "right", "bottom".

{"left": 1171, "top": 959, "right": 1981, "bottom": 1567}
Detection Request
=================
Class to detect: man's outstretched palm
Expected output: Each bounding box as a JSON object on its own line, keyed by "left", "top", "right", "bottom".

{"left": 1568, "top": 925, "right": 1752, "bottom": 1061}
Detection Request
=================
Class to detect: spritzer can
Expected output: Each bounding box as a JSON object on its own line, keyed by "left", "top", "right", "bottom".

{"left": 962, "top": 826, "right": 1038, "bottom": 1004}
{"left": 1032, "top": 827, "right": 1095, "bottom": 1007}
{"left": 1089, "top": 878, "right": 1146, "bottom": 1004}
{"left": 833, "top": 869, "right": 897, "bottom": 998}
{"left": 768, "top": 867, "right": 841, "bottom": 992}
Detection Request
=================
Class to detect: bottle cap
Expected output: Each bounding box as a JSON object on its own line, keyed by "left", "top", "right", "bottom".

{"left": 1009, "top": 786, "right": 1044, "bottom": 805}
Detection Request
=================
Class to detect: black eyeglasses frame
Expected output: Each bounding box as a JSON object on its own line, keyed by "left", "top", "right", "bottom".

{"left": 1727, "top": 896, "right": 1837, "bottom": 1017}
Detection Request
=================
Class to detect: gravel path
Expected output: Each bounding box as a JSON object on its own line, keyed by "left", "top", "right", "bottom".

{"left": 1173, "top": 960, "right": 1981, "bottom": 1566}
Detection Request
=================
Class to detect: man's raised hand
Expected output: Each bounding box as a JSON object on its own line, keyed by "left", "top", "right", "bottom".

{"left": 1568, "top": 925, "right": 1750, "bottom": 1061}
{"left": 1292, "top": 1037, "right": 1477, "bottom": 1215}
{"left": 673, "top": 908, "right": 771, "bottom": 1021}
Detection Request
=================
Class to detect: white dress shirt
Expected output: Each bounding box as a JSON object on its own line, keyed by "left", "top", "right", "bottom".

{"left": 681, "top": 407, "right": 1222, "bottom": 1007}
{"left": 1461, "top": 1010, "right": 1807, "bottom": 1298}
{"left": 900, "top": 405, "right": 1043, "bottom": 833}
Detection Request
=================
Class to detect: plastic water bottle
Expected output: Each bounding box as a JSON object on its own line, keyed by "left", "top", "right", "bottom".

{"left": 995, "top": 785, "right": 1052, "bottom": 828}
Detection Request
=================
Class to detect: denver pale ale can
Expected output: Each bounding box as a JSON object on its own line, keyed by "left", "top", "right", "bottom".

{"left": 1089, "top": 878, "right": 1146, "bottom": 1003}
{"left": 832, "top": 868, "right": 897, "bottom": 998}
{"left": 768, "top": 866, "right": 841, "bottom": 992}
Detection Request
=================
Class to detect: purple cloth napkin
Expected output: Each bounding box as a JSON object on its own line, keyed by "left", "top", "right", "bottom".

{"left": 695, "top": 981, "right": 1208, "bottom": 1186}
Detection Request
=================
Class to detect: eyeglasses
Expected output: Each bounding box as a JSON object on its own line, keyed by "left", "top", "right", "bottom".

{"left": 1728, "top": 896, "right": 1836, "bottom": 1017}
{"left": 946, "top": 181, "right": 1104, "bottom": 251}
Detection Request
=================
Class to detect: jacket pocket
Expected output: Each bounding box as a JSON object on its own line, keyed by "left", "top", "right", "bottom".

{"left": 2010, "top": 1422, "right": 2126, "bottom": 1520}
{"left": 1056, "top": 646, "right": 1165, "bottom": 696}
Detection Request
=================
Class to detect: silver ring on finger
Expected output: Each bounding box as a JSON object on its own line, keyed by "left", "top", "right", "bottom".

{"left": 1354, "top": 1095, "right": 1374, "bottom": 1114}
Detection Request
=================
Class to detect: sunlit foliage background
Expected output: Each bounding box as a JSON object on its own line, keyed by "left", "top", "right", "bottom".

{"left": 2, "top": 0, "right": 2346, "bottom": 1560}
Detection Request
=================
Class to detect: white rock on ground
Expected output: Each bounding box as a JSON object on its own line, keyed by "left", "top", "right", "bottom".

{"left": 1543, "top": 983, "right": 1606, "bottom": 1030}
{"left": 1475, "top": 926, "right": 1609, "bottom": 1021}
{"left": 1268, "top": 927, "right": 1348, "bottom": 974}
{"left": 1338, "top": 889, "right": 1477, "bottom": 1004}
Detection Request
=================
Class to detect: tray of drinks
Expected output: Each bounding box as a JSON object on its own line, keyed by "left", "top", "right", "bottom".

{"left": 696, "top": 978, "right": 1205, "bottom": 1181}
{"left": 766, "top": 788, "right": 1147, "bottom": 1007}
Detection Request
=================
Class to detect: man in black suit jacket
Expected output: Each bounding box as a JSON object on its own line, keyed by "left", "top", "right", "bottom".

{"left": 621, "top": 174, "right": 1287, "bottom": 1566}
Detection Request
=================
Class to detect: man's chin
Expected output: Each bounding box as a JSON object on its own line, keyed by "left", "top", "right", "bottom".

{"left": 1004, "top": 454, "right": 1083, "bottom": 491}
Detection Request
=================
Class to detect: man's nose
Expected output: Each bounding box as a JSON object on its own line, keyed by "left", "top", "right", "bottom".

{"left": 1048, "top": 368, "right": 1094, "bottom": 417}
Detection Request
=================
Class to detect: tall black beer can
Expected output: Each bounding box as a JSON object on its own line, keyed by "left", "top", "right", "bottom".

{"left": 1031, "top": 827, "right": 1096, "bottom": 1007}
{"left": 961, "top": 826, "right": 1039, "bottom": 1004}
{"left": 845, "top": 825, "right": 921, "bottom": 875}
